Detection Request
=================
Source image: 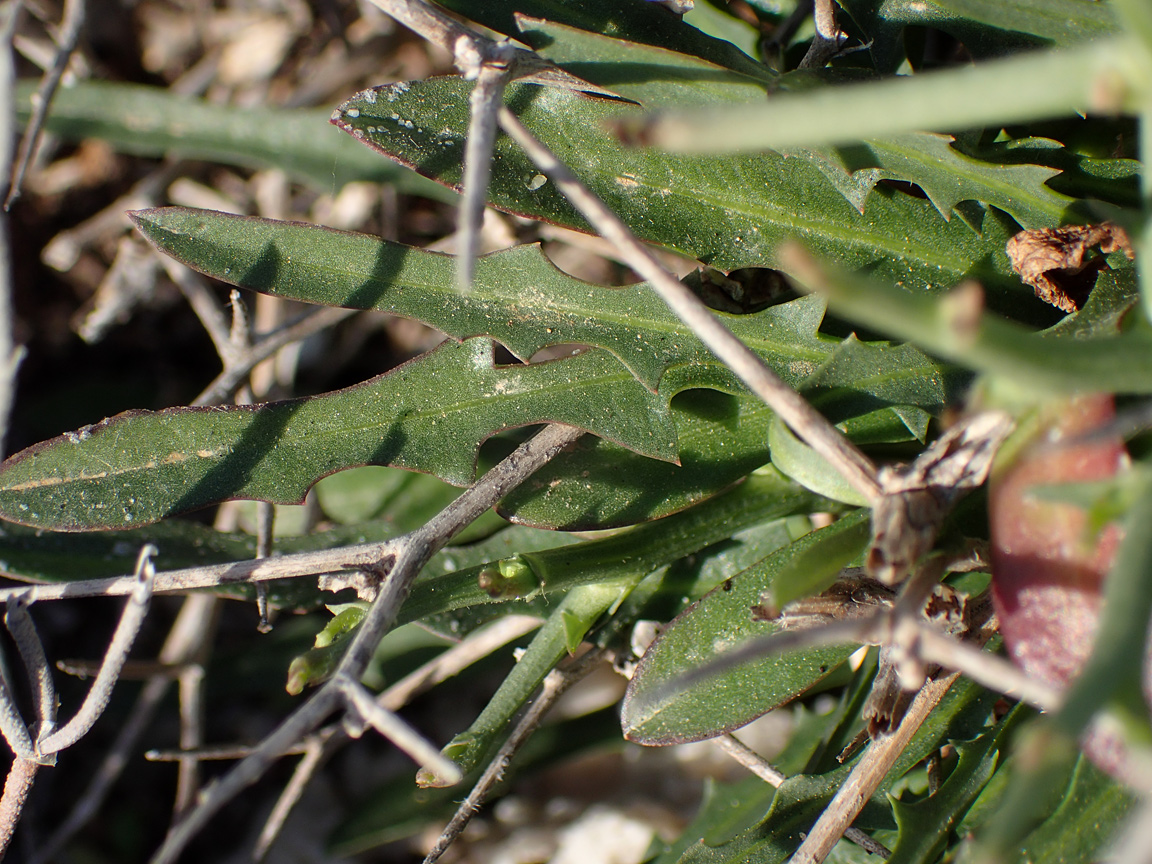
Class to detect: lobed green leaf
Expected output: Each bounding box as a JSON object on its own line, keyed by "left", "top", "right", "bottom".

{"left": 0, "top": 339, "right": 675, "bottom": 531}
{"left": 332, "top": 77, "right": 1031, "bottom": 305}
{"left": 129, "top": 206, "right": 832, "bottom": 393}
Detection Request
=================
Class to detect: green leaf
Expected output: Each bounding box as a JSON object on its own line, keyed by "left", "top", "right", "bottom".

{"left": 333, "top": 77, "right": 1028, "bottom": 302}
{"left": 769, "top": 511, "right": 871, "bottom": 607}
{"left": 15, "top": 80, "right": 452, "bottom": 199}
{"left": 886, "top": 706, "right": 1023, "bottom": 864}
{"left": 503, "top": 333, "right": 958, "bottom": 530}
{"left": 620, "top": 510, "right": 870, "bottom": 746}
{"left": 0, "top": 338, "right": 676, "bottom": 531}
{"left": 434, "top": 0, "right": 770, "bottom": 79}
{"left": 796, "top": 133, "right": 1077, "bottom": 228}
{"left": 424, "top": 581, "right": 626, "bottom": 785}
{"left": 838, "top": 0, "right": 1118, "bottom": 72}
{"left": 1013, "top": 754, "right": 1135, "bottom": 864}
{"left": 499, "top": 389, "right": 778, "bottom": 529}
{"left": 769, "top": 416, "right": 872, "bottom": 506}
{"left": 129, "top": 206, "right": 833, "bottom": 393}
{"left": 788, "top": 252, "right": 1152, "bottom": 394}
{"left": 401, "top": 469, "right": 820, "bottom": 631}
{"left": 515, "top": 16, "right": 774, "bottom": 109}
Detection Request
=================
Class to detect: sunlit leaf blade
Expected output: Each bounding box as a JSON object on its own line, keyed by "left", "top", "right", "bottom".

{"left": 499, "top": 389, "right": 776, "bottom": 529}
{"left": 435, "top": 0, "right": 770, "bottom": 79}
{"left": 515, "top": 16, "right": 773, "bottom": 109}
{"left": 129, "top": 207, "right": 833, "bottom": 393}
{"left": 512, "top": 21, "right": 1077, "bottom": 229}
{"left": 838, "top": 0, "right": 1119, "bottom": 72}
{"left": 0, "top": 339, "right": 676, "bottom": 531}
{"left": 797, "top": 133, "right": 1076, "bottom": 228}
{"left": 333, "top": 78, "right": 1029, "bottom": 304}
{"left": 502, "top": 339, "right": 951, "bottom": 530}
{"left": 15, "top": 80, "right": 452, "bottom": 199}
{"left": 621, "top": 511, "right": 871, "bottom": 746}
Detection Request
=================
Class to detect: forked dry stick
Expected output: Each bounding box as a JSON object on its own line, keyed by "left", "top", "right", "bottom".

{"left": 798, "top": 0, "right": 848, "bottom": 69}
{"left": 496, "top": 107, "right": 883, "bottom": 505}
{"left": 30, "top": 593, "right": 219, "bottom": 864}
{"left": 252, "top": 615, "right": 541, "bottom": 860}
{"left": 5, "top": 0, "right": 85, "bottom": 209}
{"left": 148, "top": 422, "right": 584, "bottom": 864}
{"left": 422, "top": 647, "right": 610, "bottom": 864}
{"left": 0, "top": 545, "right": 158, "bottom": 856}
{"left": 714, "top": 735, "right": 892, "bottom": 859}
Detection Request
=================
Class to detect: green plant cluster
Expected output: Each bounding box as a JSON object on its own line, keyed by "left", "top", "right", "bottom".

{"left": 6, "top": 1, "right": 1152, "bottom": 861}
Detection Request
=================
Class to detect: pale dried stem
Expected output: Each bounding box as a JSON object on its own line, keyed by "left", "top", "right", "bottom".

{"left": 0, "top": 757, "right": 37, "bottom": 858}
{"left": 44, "top": 162, "right": 184, "bottom": 273}
{"left": 251, "top": 615, "right": 540, "bottom": 859}
{"left": 161, "top": 258, "right": 232, "bottom": 358}
{"left": 496, "top": 107, "right": 882, "bottom": 503}
{"left": 146, "top": 743, "right": 309, "bottom": 762}
{"left": 4, "top": 596, "right": 54, "bottom": 741}
{"left": 456, "top": 59, "right": 513, "bottom": 293}
{"left": 364, "top": 0, "right": 609, "bottom": 93}
{"left": 254, "top": 500, "right": 274, "bottom": 631}
{"left": 0, "top": 536, "right": 400, "bottom": 602}
{"left": 251, "top": 736, "right": 324, "bottom": 862}
{"left": 149, "top": 423, "right": 583, "bottom": 864}
{"left": 337, "top": 676, "right": 462, "bottom": 782}
{"left": 0, "top": 6, "right": 21, "bottom": 458}
{"left": 422, "top": 647, "right": 609, "bottom": 864}
{"left": 37, "top": 546, "right": 156, "bottom": 754}
{"left": 0, "top": 661, "right": 32, "bottom": 759}
{"left": 363, "top": 0, "right": 479, "bottom": 59}
{"left": 799, "top": 0, "right": 847, "bottom": 69}
{"left": 172, "top": 663, "right": 205, "bottom": 819}
{"left": 792, "top": 671, "right": 961, "bottom": 864}
{"left": 5, "top": 0, "right": 83, "bottom": 208}
{"left": 716, "top": 734, "right": 786, "bottom": 786}
{"left": 192, "top": 306, "right": 353, "bottom": 406}
{"left": 227, "top": 288, "right": 253, "bottom": 360}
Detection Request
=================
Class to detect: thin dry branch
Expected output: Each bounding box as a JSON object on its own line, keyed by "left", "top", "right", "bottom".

{"left": 422, "top": 647, "right": 610, "bottom": 864}
{"left": 337, "top": 675, "right": 462, "bottom": 783}
{"left": 149, "top": 423, "right": 583, "bottom": 864}
{"left": 252, "top": 615, "right": 541, "bottom": 859}
{"left": 792, "top": 670, "right": 962, "bottom": 864}
{"left": 496, "top": 106, "right": 883, "bottom": 504}
{"left": 4, "top": 596, "right": 54, "bottom": 742}
{"left": 0, "top": 757, "right": 37, "bottom": 858}
{"left": 0, "top": 4, "right": 22, "bottom": 458}
{"left": 31, "top": 594, "right": 218, "bottom": 864}
{"left": 38, "top": 545, "right": 157, "bottom": 753}
{"left": 5, "top": 0, "right": 83, "bottom": 209}
{"left": 456, "top": 57, "right": 514, "bottom": 293}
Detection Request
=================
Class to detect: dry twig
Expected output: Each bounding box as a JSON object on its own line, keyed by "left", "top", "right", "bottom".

{"left": 149, "top": 422, "right": 584, "bottom": 864}
{"left": 422, "top": 647, "right": 610, "bottom": 864}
